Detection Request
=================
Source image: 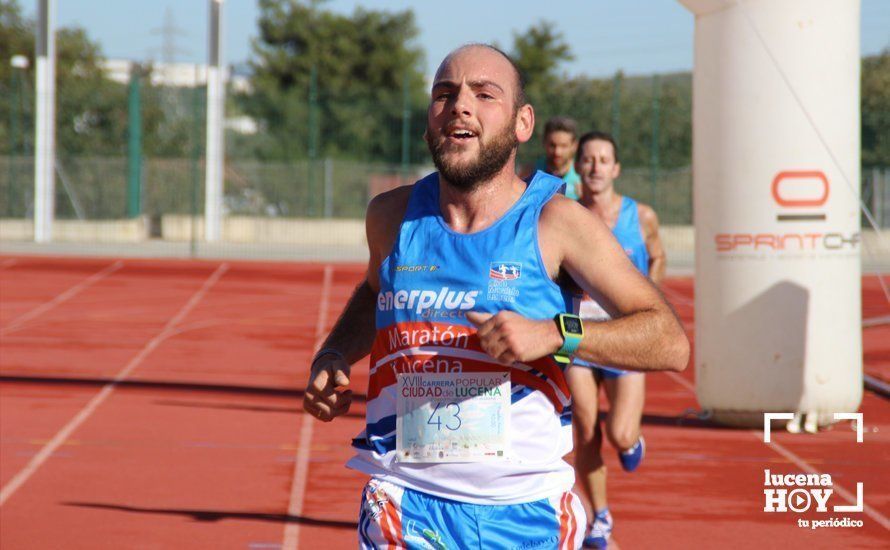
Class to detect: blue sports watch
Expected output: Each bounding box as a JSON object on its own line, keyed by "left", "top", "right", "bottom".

{"left": 553, "top": 313, "right": 584, "bottom": 364}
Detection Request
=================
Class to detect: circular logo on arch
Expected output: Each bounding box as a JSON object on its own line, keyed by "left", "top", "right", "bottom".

{"left": 772, "top": 171, "right": 829, "bottom": 206}
{"left": 771, "top": 171, "right": 829, "bottom": 222}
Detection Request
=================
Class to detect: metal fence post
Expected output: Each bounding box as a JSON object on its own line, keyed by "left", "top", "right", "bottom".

{"left": 190, "top": 65, "right": 203, "bottom": 258}
{"left": 127, "top": 68, "right": 143, "bottom": 218}
{"left": 7, "top": 68, "right": 21, "bottom": 217}
{"left": 650, "top": 74, "right": 661, "bottom": 208}
{"left": 611, "top": 72, "right": 622, "bottom": 146}
{"left": 16, "top": 59, "right": 28, "bottom": 217}
{"left": 874, "top": 168, "right": 885, "bottom": 228}
{"left": 324, "top": 157, "right": 333, "bottom": 218}
{"left": 309, "top": 64, "right": 319, "bottom": 216}
{"left": 401, "top": 71, "right": 410, "bottom": 178}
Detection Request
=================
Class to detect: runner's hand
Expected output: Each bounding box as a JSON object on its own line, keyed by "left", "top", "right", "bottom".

{"left": 303, "top": 353, "right": 352, "bottom": 422}
{"left": 466, "top": 311, "right": 563, "bottom": 365}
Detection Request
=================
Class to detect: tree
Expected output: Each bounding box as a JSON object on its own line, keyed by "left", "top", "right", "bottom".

{"left": 0, "top": 0, "right": 34, "bottom": 155}
{"left": 0, "top": 0, "right": 130, "bottom": 157}
{"left": 54, "top": 27, "right": 129, "bottom": 157}
{"left": 510, "top": 21, "right": 574, "bottom": 101}
{"left": 862, "top": 50, "right": 890, "bottom": 167}
{"left": 0, "top": 0, "right": 32, "bottom": 81}
{"left": 509, "top": 21, "right": 578, "bottom": 163}
{"left": 243, "top": 0, "right": 426, "bottom": 162}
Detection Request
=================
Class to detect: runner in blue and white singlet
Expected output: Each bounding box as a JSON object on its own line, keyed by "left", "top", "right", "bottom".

{"left": 529, "top": 116, "right": 582, "bottom": 200}
{"left": 301, "top": 47, "right": 686, "bottom": 550}
{"left": 349, "top": 171, "right": 577, "bottom": 502}
{"left": 577, "top": 195, "right": 651, "bottom": 378}
{"left": 569, "top": 131, "right": 667, "bottom": 550}
{"left": 610, "top": 196, "right": 650, "bottom": 276}
{"left": 350, "top": 171, "right": 585, "bottom": 548}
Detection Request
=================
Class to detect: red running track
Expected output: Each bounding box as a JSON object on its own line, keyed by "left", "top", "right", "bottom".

{"left": 0, "top": 256, "right": 887, "bottom": 549}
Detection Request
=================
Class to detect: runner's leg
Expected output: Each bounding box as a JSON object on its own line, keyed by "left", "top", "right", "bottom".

{"left": 603, "top": 373, "right": 645, "bottom": 453}
{"left": 567, "top": 366, "right": 607, "bottom": 516}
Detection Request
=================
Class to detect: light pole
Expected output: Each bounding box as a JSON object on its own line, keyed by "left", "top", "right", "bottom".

{"left": 34, "top": 0, "right": 56, "bottom": 242}
{"left": 204, "top": 0, "right": 225, "bottom": 242}
{"left": 8, "top": 55, "right": 29, "bottom": 217}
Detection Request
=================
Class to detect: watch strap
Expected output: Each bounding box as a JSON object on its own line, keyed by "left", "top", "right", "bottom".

{"left": 554, "top": 313, "right": 583, "bottom": 363}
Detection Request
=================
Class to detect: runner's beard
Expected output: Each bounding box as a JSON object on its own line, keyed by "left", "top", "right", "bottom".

{"left": 426, "top": 121, "right": 518, "bottom": 192}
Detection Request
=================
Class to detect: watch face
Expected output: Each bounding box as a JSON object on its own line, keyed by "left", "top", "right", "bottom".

{"left": 563, "top": 316, "right": 583, "bottom": 335}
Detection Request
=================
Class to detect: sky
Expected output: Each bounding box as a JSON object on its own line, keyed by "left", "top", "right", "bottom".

{"left": 21, "top": 0, "right": 890, "bottom": 79}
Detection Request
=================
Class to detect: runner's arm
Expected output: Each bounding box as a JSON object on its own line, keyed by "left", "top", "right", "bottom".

{"left": 303, "top": 187, "right": 411, "bottom": 421}
{"left": 638, "top": 203, "right": 666, "bottom": 286}
{"left": 314, "top": 280, "right": 378, "bottom": 366}
{"left": 470, "top": 196, "right": 688, "bottom": 372}
{"left": 542, "top": 197, "right": 688, "bottom": 372}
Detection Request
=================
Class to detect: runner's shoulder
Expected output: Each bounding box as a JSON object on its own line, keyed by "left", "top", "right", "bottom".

{"left": 366, "top": 184, "right": 414, "bottom": 254}
{"left": 367, "top": 185, "right": 413, "bottom": 227}
{"left": 540, "top": 193, "right": 595, "bottom": 234}
{"left": 635, "top": 201, "right": 660, "bottom": 232}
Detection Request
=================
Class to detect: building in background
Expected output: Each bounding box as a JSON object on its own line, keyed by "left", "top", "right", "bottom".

{"left": 100, "top": 59, "right": 256, "bottom": 135}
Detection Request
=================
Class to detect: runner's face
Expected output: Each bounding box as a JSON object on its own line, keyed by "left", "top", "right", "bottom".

{"left": 576, "top": 139, "right": 621, "bottom": 194}
{"left": 426, "top": 48, "right": 522, "bottom": 190}
{"left": 544, "top": 131, "right": 577, "bottom": 174}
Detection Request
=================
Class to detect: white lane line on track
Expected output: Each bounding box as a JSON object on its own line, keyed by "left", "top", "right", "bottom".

{"left": 665, "top": 370, "right": 696, "bottom": 393}
{"left": 283, "top": 264, "right": 333, "bottom": 550}
{"left": 661, "top": 286, "right": 695, "bottom": 307}
{"left": 0, "top": 262, "right": 229, "bottom": 507}
{"left": 664, "top": 369, "right": 890, "bottom": 531}
{"left": 0, "top": 260, "right": 124, "bottom": 336}
{"left": 862, "top": 315, "right": 890, "bottom": 328}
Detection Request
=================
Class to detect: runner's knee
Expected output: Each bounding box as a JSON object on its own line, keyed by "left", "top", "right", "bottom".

{"left": 607, "top": 425, "right": 639, "bottom": 451}
{"left": 573, "top": 410, "right": 599, "bottom": 439}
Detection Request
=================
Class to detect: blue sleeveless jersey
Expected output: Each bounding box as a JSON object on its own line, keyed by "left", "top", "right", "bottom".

{"left": 574, "top": 196, "right": 650, "bottom": 375}
{"left": 534, "top": 158, "right": 581, "bottom": 200}
{"left": 613, "top": 196, "right": 649, "bottom": 276}
{"left": 347, "top": 171, "right": 579, "bottom": 504}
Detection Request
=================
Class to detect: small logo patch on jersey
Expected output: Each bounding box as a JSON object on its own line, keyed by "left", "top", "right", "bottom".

{"left": 489, "top": 262, "right": 521, "bottom": 281}
{"left": 488, "top": 262, "right": 521, "bottom": 303}
{"left": 395, "top": 264, "right": 440, "bottom": 273}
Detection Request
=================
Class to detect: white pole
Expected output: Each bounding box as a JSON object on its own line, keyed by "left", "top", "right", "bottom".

{"left": 34, "top": 0, "right": 56, "bottom": 242}
{"left": 204, "top": 0, "right": 225, "bottom": 242}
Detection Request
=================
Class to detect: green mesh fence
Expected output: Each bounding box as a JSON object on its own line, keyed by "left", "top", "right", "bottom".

{"left": 1, "top": 66, "right": 888, "bottom": 263}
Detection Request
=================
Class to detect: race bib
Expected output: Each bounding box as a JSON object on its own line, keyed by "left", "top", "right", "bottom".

{"left": 579, "top": 297, "right": 611, "bottom": 322}
{"left": 395, "top": 371, "right": 510, "bottom": 463}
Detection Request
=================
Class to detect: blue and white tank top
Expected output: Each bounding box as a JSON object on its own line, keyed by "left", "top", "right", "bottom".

{"left": 612, "top": 196, "right": 650, "bottom": 276}
{"left": 534, "top": 158, "right": 581, "bottom": 200}
{"left": 347, "top": 171, "right": 578, "bottom": 504}
{"left": 577, "top": 195, "right": 651, "bottom": 348}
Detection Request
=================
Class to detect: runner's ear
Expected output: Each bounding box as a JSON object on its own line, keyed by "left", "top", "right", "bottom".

{"left": 514, "top": 104, "right": 535, "bottom": 144}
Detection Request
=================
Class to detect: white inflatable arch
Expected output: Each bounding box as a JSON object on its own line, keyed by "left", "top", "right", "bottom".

{"left": 679, "top": 0, "right": 862, "bottom": 426}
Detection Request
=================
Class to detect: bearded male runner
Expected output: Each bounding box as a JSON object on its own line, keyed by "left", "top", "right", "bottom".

{"left": 302, "top": 43, "right": 689, "bottom": 549}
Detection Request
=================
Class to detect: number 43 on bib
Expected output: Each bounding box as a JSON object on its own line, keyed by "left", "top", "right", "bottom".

{"left": 396, "top": 371, "right": 510, "bottom": 463}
